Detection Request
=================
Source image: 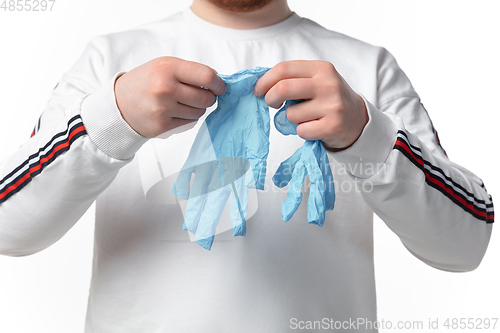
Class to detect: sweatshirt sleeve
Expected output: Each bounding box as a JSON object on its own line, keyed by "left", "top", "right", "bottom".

{"left": 329, "top": 48, "right": 494, "bottom": 272}
{"left": 0, "top": 36, "right": 148, "bottom": 256}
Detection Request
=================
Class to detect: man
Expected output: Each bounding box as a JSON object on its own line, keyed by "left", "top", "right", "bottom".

{"left": 0, "top": 0, "right": 494, "bottom": 332}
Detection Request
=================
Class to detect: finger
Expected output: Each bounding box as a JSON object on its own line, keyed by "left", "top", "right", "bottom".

{"left": 173, "top": 83, "right": 217, "bottom": 109}
{"left": 168, "top": 102, "right": 206, "bottom": 120}
{"left": 254, "top": 61, "right": 317, "bottom": 97}
{"left": 285, "top": 100, "right": 326, "bottom": 125}
{"left": 158, "top": 117, "right": 198, "bottom": 138}
{"left": 168, "top": 117, "right": 199, "bottom": 129}
{"left": 175, "top": 61, "right": 226, "bottom": 96}
{"left": 264, "top": 78, "right": 316, "bottom": 109}
{"left": 296, "top": 118, "right": 334, "bottom": 142}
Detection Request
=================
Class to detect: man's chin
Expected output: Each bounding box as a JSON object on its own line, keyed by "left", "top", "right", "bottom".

{"left": 208, "top": 0, "right": 274, "bottom": 12}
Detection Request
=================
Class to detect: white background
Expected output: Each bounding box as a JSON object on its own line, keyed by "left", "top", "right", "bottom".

{"left": 0, "top": 0, "right": 498, "bottom": 332}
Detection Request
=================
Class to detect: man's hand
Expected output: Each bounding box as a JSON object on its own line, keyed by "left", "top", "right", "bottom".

{"left": 254, "top": 61, "right": 368, "bottom": 151}
{"left": 114, "top": 57, "right": 226, "bottom": 138}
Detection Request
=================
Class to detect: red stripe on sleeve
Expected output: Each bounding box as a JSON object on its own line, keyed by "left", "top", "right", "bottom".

{"left": 0, "top": 125, "right": 86, "bottom": 200}
{"left": 395, "top": 140, "right": 424, "bottom": 168}
{"left": 425, "top": 174, "right": 488, "bottom": 219}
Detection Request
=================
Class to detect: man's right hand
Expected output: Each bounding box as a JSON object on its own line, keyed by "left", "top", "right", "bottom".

{"left": 114, "top": 57, "right": 226, "bottom": 138}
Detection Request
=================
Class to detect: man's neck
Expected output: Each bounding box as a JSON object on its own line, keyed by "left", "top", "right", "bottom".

{"left": 190, "top": 0, "right": 292, "bottom": 30}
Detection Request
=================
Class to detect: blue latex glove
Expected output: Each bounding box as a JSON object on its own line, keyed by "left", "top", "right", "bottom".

{"left": 173, "top": 67, "right": 271, "bottom": 250}
{"left": 272, "top": 100, "right": 336, "bottom": 226}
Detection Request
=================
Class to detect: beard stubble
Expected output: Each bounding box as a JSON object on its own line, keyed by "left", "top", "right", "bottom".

{"left": 208, "top": 0, "right": 274, "bottom": 12}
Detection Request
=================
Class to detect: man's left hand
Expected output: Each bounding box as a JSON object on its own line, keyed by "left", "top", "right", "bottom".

{"left": 254, "top": 60, "right": 368, "bottom": 152}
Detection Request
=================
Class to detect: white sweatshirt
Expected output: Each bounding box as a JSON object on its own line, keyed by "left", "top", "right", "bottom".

{"left": 0, "top": 8, "right": 494, "bottom": 333}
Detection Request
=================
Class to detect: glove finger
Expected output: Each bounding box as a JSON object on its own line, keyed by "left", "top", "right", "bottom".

{"left": 272, "top": 146, "right": 303, "bottom": 188}
{"left": 317, "top": 143, "right": 335, "bottom": 211}
{"left": 195, "top": 186, "right": 232, "bottom": 250}
{"left": 303, "top": 141, "right": 326, "bottom": 226}
{"left": 230, "top": 176, "right": 248, "bottom": 237}
{"left": 246, "top": 96, "right": 271, "bottom": 190}
{"left": 183, "top": 192, "right": 207, "bottom": 234}
{"left": 174, "top": 121, "right": 218, "bottom": 199}
{"left": 274, "top": 99, "right": 305, "bottom": 136}
{"left": 172, "top": 167, "right": 193, "bottom": 199}
{"left": 248, "top": 157, "right": 268, "bottom": 190}
{"left": 181, "top": 121, "right": 218, "bottom": 169}
{"left": 281, "top": 156, "right": 307, "bottom": 222}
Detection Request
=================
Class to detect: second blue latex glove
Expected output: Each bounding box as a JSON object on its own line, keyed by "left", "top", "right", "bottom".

{"left": 272, "top": 100, "right": 336, "bottom": 226}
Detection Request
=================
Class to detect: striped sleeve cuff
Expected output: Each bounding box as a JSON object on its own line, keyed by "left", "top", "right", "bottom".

{"left": 327, "top": 95, "right": 398, "bottom": 179}
{"left": 393, "top": 130, "right": 494, "bottom": 223}
{"left": 80, "top": 72, "right": 149, "bottom": 160}
{"left": 0, "top": 115, "right": 87, "bottom": 204}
